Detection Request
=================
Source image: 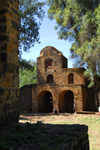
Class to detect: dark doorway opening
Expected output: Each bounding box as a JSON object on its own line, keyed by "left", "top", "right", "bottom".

{"left": 38, "top": 91, "right": 53, "bottom": 113}
{"left": 59, "top": 90, "right": 75, "bottom": 113}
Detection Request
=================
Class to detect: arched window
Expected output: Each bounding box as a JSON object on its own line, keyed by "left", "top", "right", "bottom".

{"left": 45, "top": 59, "right": 53, "bottom": 68}
{"left": 47, "top": 75, "right": 53, "bottom": 83}
{"left": 68, "top": 73, "right": 74, "bottom": 84}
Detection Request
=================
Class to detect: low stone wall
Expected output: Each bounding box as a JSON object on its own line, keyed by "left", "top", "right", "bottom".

{"left": 61, "top": 124, "right": 89, "bottom": 150}
{"left": 7, "top": 123, "right": 89, "bottom": 150}
{"left": 19, "top": 85, "right": 32, "bottom": 112}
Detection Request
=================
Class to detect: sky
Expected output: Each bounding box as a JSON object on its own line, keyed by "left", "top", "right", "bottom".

{"left": 21, "top": 4, "right": 73, "bottom": 68}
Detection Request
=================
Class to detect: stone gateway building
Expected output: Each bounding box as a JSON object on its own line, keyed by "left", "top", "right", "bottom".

{"left": 20, "top": 46, "right": 97, "bottom": 113}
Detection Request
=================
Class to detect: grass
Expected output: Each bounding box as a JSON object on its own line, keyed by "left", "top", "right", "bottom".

{"left": 41, "top": 114, "right": 100, "bottom": 150}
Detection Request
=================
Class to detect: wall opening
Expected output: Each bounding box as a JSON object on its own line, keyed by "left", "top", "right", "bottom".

{"left": 38, "top": 91, "right": 53, "bottom": 113}
{"left": 45, "top": 59, "right": 53, "bottom": 68}
{"left": 59, "top": 90, "right": 75, "bottom": 113}
{"left": 68, "top": 73, "right": 74, "bottom": 84}
{"left": 47, "top": 74, "right": 53, "bottom": 83}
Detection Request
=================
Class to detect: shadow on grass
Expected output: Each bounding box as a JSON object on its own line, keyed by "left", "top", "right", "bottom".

{"left": 0, "top": 121, "right": 89, "bottom": 150}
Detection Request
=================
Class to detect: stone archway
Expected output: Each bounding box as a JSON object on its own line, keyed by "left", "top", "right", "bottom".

{"left": 38, "top": 91, "right": 53, "bottom": 113}
{"left": 59, "top": 90, "right": 75, "bottom": 113}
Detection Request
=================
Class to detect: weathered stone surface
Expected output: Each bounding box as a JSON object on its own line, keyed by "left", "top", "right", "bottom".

{"left": 0, "top": 87, "right": 4, "bottom": 96}
{"left": 11, "top": 99, "right": 19, "bottom": 109}
{"left": 1, "top": 43, "right": 7, "bottom": 51}
{"left": 0, "top": 97, "right": 3, "bottom": 105}
{"left": 0, "top": 52, "right": 7, "bottom": 61}
{"left": 0, "top": 0, "right": 19, "bottom": 125}
{"left": 19, "top": 85, "right": 32, "bottom": 112}
{"left": 0, "top": 35, "right": 9, "bottom": 42}
{"left": 0, "top": 25, "right": 6, "bottom": 33}
{"left": 5, "top": 89, "right": 10, "bottom": 101}
{"left": 3, "top": 103, "right": 11, "bottom": 112}
{"left": 6, "top": 63, "right": 16, "bottom": 73}
{"left": 7, "top": 111, "right": 17, "bottom": 122}
{"left": 20, "top": 46, "right": 97, "bottom": 113}
{"left": 4, "top": 75, "right": 12, "bottom": 87}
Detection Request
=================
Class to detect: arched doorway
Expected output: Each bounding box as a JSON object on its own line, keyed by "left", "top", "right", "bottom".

{"left": 38, "top": 91, "right": 53, "bottom": 113}
{"left": 59, "top": 90, "right": 75, "bottom": 113}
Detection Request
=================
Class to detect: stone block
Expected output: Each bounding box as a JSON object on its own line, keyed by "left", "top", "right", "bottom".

{"left": 0, "top": 97, "right": 3, "bottom": 105}
{"left": 16, "top": 65, "right": 19, "bottom": 74}
{"left": 7, "top": 111, "right": 17, "bottom": 123}
{"left": 0, "top": 35, "right": 9, "bottom": 42}
{"left": 8, "top": 53, "right": 14, "bottom": 63}
{"left": 16, "top": 88, "right": 20, "bottom": 98}
{"left": 0, "top": 73, "right": 4, "bottom": 84}
{"left": 14, "top": 54, "right": 18, "bottom": 64}
{"left": 0, "top": 62, "right": 4, "bottom": 73}
{"left": 11, "top": 99, "right": 19, "bottom": 109}
{"left": 3, "top": 103, "right": 11, "bottom": 112}
{"left": 8, "top": 44, "right": 15, "bottom": 52}
{"left": 0, "top": 25, "right": 6, "bottom": 33}
{"left": 6, "top": 63, "right": 16, "bottom": 73}
{"left": 13, "top": 75, "right": 19, "bottom": 87}
{"left": 0, "top": 52, "right": 7, "bottom": 61}
{"left": 11, "top": 89, "right": 15, "bottom": 98}
{"left": 0, "top": 87, "right": 4, "bottom": 96}
{"left": 1, "top": 43, "right": 7, "bottom": 51}
{"left": 5, "top": 89, "right": 10, "bottom": 101}
{"left": 8, "top": 0, "right": 13, "bottom": 5}
{"left": 11, "top": 7, "right": 18, "bottom": 16}
{"left": 4, "top": 75, "right": 11, "bottom": 87}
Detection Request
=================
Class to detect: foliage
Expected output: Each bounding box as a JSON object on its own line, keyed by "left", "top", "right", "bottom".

{"left": 19, "top": 0, "right": 45, "bottom": 54}
{"left": 47, "top": 0, "right": 100, "bottom": 72}
{"left": 47, "top": 0, "right": 100, "bottom": 105}
{"left": 19, "top": 59, "right": 37, "bottom": 87}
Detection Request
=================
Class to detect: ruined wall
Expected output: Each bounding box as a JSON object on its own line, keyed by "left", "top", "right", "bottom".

{"left": 82, "top": 85, "right": 97, "bottom": 111}
{"left": 37, "top": 55, "right": 85, "bottom": 85}
{"left": 0, "top": 0, "right": 19, "bottom": 124}
{"left": 32, "top": 84, "right": 84, "bottom": 113}
{"left": 19, "top": 85, "right": 33, "bottom": 112}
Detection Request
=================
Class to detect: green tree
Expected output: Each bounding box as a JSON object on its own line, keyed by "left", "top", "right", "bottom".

{"left": 19, "top": 0, "right": 45, "bottom": 55}
{"left": 47, "top": 0, "right": 100, "bottom": 106}
{"left": 19, "top": 59, "right": 37, "bottom": 87}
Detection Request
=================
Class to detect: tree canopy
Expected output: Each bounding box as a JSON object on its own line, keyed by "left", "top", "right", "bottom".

{"left": 47, "top": 1, "right": 100, "bottom": 79}
{"left": 19, "top": 0, "right": 45, "bottom": 54}
{"left": 47, "top": 0, "right": 100, "bottom": 105}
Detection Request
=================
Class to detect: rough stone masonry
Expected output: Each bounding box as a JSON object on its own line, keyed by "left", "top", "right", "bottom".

{"left": 0, "top": 0, "right": 19, "bottom": 125}
{"left": 20, "top": 46, "right": 97, "bottom": 113}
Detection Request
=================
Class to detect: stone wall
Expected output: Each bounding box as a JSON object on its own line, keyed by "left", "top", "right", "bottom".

{"left": 0, "top": 0, "right": 19, "bottom": 124}
{"left": 19, "top": 85, "right": 33, "bottom": 112}
{"left": 82, "top": 85, "right": 97, "bottom": 111}
{"left": 37, "top": 55, "right": 85, "bottom": 85}
{"left": 32, "top": 84, "right": 84, "bottom": 113}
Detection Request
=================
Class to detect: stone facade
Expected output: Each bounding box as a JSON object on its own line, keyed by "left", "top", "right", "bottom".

{"left": 20, "top": 46, "right": 97, "bottom": 113}
{"left": 0, "top": 0, "right": 19, "bottom": 124}
{"left": 19, "top": 85, "right": 32, "bottom": 112}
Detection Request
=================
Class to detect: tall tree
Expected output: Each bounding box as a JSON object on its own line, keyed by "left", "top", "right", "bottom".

{"left": 47, "top": 0, "right": 100, "bottom": 106}
{"left": 19, "top": 0, "right": 45, "bottom": 55}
